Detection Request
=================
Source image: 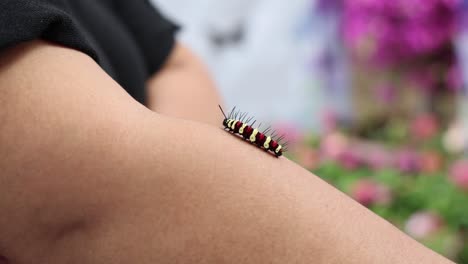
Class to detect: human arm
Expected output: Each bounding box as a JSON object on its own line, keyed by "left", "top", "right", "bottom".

{"left": 0, "top": 41, "right": 452, "bottom": 263}
{"left": 146, "top": 42, "right": 223, "bottom": 126}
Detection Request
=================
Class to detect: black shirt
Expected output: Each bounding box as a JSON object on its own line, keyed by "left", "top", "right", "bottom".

{"left": 0, "top": 0, "right": 179, "bottom": 104}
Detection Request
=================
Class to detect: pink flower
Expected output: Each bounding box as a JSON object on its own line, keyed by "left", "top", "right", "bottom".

{"left": 320, "top": 132, "right": 349, "bottom": 160}
{"left": 273, "top": 123, "right": 302, "bottom": 146}
{"left": 366, "top": 148, "right": 391, "bottom": 170}
{"left": 410, "top": 113, "right": 439, "bottom": 140}
{"left": 338, "top": 149, "right": 362, "bottom": 170}
{"left": 449, "top": 159, "right": 468, "bottom": 190}
{"left": 351, "top": 180, "right": 392, "bottom": 207}
{"left": 420, "top": 151, "right": 443, "bottom": 173}
{"left": 298, "top": 148, "right": 320, "bottom": 170}
{"left": 405, "top": 212, "right": 442, "bottom": 239}
{"left": 321, "top": 109, "right": 338, "bottom": 134}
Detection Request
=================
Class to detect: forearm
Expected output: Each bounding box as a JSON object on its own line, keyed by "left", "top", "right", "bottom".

{"left": 146, "top": 43, "right": 223, "bottom": 126}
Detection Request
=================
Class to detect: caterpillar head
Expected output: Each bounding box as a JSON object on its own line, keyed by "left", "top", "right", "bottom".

{"left": 222, "top": 118, "right": 229, "bottom": 127}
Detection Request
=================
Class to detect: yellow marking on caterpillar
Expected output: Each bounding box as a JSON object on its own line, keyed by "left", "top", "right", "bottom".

{"left": 275, "top": 145, "right": 282, "bottom": 154}
{"left": 231, "top": 120, "right": 237, "bottom": 130}
{"left": 227, "top": 119, "right": 233, "bottom": 128}
{"left": 264, "top": 137, "right": 272, "bottom": 149}
{"left": 250, "top": 129, "right": 258, "bottom": 142}
{"left": 239, "top": 123, "right": 247, "bottom": 134}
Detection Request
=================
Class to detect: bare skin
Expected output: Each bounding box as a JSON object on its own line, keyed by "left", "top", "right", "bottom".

{"left": 147, "top": 43, "right": 223, "bottom": 126}
{"left": 0, "top": 41, "right": 452, "bottom": 263}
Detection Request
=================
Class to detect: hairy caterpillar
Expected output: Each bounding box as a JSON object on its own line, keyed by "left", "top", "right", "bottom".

{"left": 219, "top": 105, "right": 287, "bottom": 157}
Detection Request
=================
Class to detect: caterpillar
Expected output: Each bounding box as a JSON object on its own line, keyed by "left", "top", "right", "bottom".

{"left": 219, "top": 105, "right": 287, "bottom": 157}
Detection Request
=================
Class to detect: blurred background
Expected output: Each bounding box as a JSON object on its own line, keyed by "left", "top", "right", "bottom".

{"left": 153, "top": 0, "right": 468, "bottom": 261}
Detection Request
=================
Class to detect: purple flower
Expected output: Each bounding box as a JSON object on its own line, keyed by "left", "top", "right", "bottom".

{"left": 395, "top": 150, "right": 421, "bottom": 173}
{"left": 375, "top": 83, "right": 396, "bottom": 104}
{"left": 445, "top": 64, "right": 463, "bottom": 90}
{"left": 316, "top": 0, "right": 343, "bottom": 13}
{"left": 342, "top": 0, "right": 461, "bottom": 66}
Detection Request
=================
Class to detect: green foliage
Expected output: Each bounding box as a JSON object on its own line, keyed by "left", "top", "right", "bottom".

{"left": 311, "top": 162, "right": 468, "bottom": 262}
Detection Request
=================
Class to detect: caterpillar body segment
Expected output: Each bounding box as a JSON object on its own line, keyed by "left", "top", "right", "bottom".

{"left": 219, "top": 106, "right": 285, "bottom": 157}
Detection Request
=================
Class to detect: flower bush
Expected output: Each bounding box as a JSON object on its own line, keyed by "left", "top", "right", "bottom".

{"left": 342, "top": 0, "right": 460, "bottom": 67}
{"left": 287, "top": 114, "right": 468, "bottom": 262}
{"left": 308, "top": 1, "right": 468, "bottom": 261}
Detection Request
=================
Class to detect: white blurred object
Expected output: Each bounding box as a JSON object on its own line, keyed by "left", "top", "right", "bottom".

{"left": 152, "top": 0, "right": 348, "bottom": 130}
{"left": 455, "top": 5, "right": 468, "bottom": 155}
{"left": 443, "top": 120, "right": 468, "bottom": 154}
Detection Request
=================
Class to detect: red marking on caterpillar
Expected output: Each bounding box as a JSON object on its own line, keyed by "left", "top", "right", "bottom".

{"left": 219, "top": 105, "right": 287, "bottom": 157}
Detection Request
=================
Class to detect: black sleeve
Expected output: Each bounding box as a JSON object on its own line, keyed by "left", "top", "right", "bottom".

{"left": 0, "top": 0, "right": 98, "bottom": 61}
{"left": 111, "top": 0, "right": 180, "bottom": 75}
